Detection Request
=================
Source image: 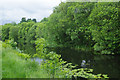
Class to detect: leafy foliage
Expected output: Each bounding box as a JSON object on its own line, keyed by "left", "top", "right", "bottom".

{"left": 1, "top": 1, "right": 119, "bottom": 79}
{"left": 9, "top": 26, "right": 19, "bottom": 42}
{"left": 1, "top": 2, "right": 119, "bottom": 54}
{"left": 89, "top": 2, "right": 119, "bottom": 54}
{"left": 17, "top": 21, "right": 36, "bottom": 54}
{"left": 34, "top": 38, "right": 109, "bottom": 79}
{"left": 5, "top": 39, "right": 17, "bottom": 48}
{"left": 2, "top": 24, "right": 11, "bottom": 41}
{"left": 1, "top": 41, "right": 50, "bottom": 78}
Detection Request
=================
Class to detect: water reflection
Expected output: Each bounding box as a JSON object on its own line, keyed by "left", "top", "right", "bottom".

{"left": 49, "top": 47, "right": 120, "bottom": 78}
{"left": 31, "top": 57, "right": 43, "bottom": 65}
{"left": 81, "top": 60, "right": 91, "bottom": 68}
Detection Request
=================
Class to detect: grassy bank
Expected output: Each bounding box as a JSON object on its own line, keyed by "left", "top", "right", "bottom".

{"left": 2, "top": 41, "right": 50, "bottom": 78}
{"left": 0, "top": 41, "right": 2, "bottom": 79}
{"left": 1, "top": 41, "right": 109, "bottom": 79}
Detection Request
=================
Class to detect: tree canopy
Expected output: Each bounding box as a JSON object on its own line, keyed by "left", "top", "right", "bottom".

{"left": 1, "top": 2, "right": 119, "bottom": 55}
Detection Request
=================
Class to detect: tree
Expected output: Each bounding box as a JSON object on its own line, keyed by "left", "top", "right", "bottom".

{"left": 2, "top": 24, "right": 11, "bottom": 41}
{"left": 27, "top": 18, "right": 32, "bottom": 22}
{"left": 9, "top": 26, "right": 19, "bottom": 42}
{"left": 88, "top": 2, "right": 119, "bottom": 54}
{"left": 20, "top": 17, "right": 26, "bottom": 23}
{"left": 32, "top": 18, "right": 37, "bottom": 23}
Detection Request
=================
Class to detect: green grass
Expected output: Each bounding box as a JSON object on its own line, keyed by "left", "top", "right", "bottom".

{"left": 1, "top": 41, "right": 50, "bottom": 78}
{"left": 0, "top": 41, "right": 2, "bottom": 79}
{"left": 2, "top": 41, "right": 108, "bottom": 79}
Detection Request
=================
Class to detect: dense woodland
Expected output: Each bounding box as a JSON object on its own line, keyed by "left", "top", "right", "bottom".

{"left": 1, "top": 1, "right": 120, "bottom": 79}
{"left": 1, "top": 2, "right": 120, "bottom": 55}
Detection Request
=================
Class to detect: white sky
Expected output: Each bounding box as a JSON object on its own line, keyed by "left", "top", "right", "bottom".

{"left": 0, "top": 0, "right": 118, "bottom": 25}
{"left": 0, "top": 0, "right": 66, "bottom": 24}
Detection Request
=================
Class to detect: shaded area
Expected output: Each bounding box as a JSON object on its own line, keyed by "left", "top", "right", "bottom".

{"left": 48, "top": 47, "right": 120, "bottom": 78}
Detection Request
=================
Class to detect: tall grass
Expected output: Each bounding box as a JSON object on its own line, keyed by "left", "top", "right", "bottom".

{"left": 2, "top": 41, "right": 50, "bottom": 78}
{"left": 0, "top": 41, "right": 2, "bottom": 79}
{"left": 2, "top": 41, "right": 108, "bottom": 79}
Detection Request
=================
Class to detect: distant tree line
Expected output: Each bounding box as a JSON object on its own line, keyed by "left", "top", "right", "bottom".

{"left": 20, "top": 17, "right": 37, "bottom": 23}
{"left": 1, "top": 2, "right": 120, "bottom": 55}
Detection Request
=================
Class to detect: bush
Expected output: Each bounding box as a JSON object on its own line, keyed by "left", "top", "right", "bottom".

{"left": 1, "top": 42, "right": 49, "bottom": 78}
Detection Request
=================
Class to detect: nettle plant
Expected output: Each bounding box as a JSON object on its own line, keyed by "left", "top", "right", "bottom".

{"left": 5, "top": 39, "right": 17, "bottom": 48}
{"left": 16, "top": 52, "right": 31, "bottom": 60}
{"left": 34, "top": 38, "right": 109, "bottom": 79}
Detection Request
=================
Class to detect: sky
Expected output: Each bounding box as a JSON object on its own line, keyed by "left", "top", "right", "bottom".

{"left": 0, "top": 0, "right": 119, "bottom": 25}
{"left": 0, "top": 0, "right": 66, "bottom": 25}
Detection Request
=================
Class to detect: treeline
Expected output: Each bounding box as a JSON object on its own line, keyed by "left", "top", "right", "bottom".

{"left": 1, "top": 2, "right": 120, "bottom": 55}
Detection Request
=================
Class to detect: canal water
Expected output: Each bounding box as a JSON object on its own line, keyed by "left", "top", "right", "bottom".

{"left": 51, "top": 47, "right": 120, "bottom": 79}
{"left": 32, "top": 47, "right": 120, "bottom": 78}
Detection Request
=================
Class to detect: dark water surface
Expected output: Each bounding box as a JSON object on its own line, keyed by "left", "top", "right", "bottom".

{"left": 49, "top": 47, "right": 120, "bottom": 78}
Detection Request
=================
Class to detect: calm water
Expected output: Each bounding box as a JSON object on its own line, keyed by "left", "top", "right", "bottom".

{"left": 50, "top": 47, "right": 120, "bottom": 79}
{"left": 32, "top": 47, "right": 120, "bottom": 78}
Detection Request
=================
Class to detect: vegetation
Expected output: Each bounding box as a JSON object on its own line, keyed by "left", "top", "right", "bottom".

{"left": 33, "top": 38, "right": 109, "bottom": 79}
{"left": 89, "top": 2, "right": 119, "bottom": 54}
{"left": 1, "top": 40, "right": 108, "bottom": 79}
{"left": 2, "top": 41, "right": 49, "bottom": 78}
{"left": 1, "top": 2, "right": 119, "bottom": 55}
{"left": 1, "top": 1, "right": 119, "bottom": 79}
{"left": 0, "top": 39, "right": 2, "bottom": 79}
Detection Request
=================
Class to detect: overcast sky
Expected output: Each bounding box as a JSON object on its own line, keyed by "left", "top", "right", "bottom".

{"left": 0, "top": 0, "right": 119, "bottom": 25}
{"left": 0, "top": 0, "right": 66, "bottom": 25}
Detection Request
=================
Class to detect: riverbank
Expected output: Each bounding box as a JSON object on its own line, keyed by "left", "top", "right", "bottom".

{"left": 2, "top": 41, "right": 110, "bottom": 79}
{"left": 1, "top": 41, "right": 51, "bottom": 78}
